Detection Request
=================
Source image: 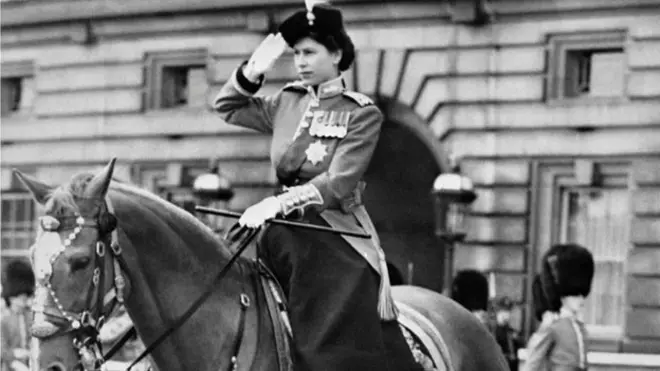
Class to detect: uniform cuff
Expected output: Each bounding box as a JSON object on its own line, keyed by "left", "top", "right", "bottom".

{"left": 233, "top": 61, "right": 264, "bottom": 96}
{"left": 276, "top": 184, "right": 324, "bottom": 216}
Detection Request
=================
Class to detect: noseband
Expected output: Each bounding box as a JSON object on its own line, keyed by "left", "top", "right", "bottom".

{"left": 32, "top": 197, "right": 129, "bottom": 371}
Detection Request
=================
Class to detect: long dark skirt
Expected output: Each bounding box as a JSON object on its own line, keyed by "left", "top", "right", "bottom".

{"left": 258, "top": 211, "right": 421, "bottom": 371}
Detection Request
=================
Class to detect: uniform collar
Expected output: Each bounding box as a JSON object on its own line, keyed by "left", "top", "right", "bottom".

{"left": 306, "top": 76, "right": 345, "bottom": 100}
{"left": 560, "top": 307, "right": 584, "bottom": 323}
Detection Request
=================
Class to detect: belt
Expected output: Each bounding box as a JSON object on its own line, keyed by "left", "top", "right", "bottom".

{"left": 276, "top": 180, "right": 366, "bottom": 214}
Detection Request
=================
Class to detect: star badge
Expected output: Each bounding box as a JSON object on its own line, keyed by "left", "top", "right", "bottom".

{"left": 305, "top": 140, "right": 327, "bottom": 166}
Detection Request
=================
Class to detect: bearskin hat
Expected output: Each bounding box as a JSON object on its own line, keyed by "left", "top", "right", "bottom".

{"left": 278, "top": 2, "right": 355, "bottom": 71}
{"left": 540, "top": 243, "right": 594, "bottom": 312}
{"left": 2, "top": 259, "right": 35, "bottom": 300}
{"left": 451, "top": 269, "right": 489, "bottom": 311}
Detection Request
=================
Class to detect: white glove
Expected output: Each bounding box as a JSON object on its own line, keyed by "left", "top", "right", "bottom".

{"left": 10, "top": 360, "right": 29, "bottom": 371}
{"left": 244, "top": 33, "right": 287, "bottom": 81}
{"left": 239, "top": 197, "right": 283, "bottom": 228}
{"left": 12, "top": 348, "right": 30, "bottom": 360}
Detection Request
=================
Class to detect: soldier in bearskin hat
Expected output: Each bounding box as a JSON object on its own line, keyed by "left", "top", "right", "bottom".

{"left": 212, "top": 1, "right": 421, "bottom": 370}
{"left": 522, "top": 243, "right": 594, "bottom": 371}
{"left": 1, "top": 259, "right": 35, "bottom": 371}
{"left": 491, "top": 296, "right": 523, "bottom": 371}
{"left": 451, "top": 269, "right": 490, "bottom": 325}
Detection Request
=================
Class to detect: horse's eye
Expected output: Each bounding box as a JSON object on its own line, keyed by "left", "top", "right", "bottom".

{"left": 69, "top": 257, "right": 91, "bottom": 272}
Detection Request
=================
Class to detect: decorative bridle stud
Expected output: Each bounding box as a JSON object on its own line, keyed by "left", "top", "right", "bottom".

{"left": 63, "top": 214, "right": 86, "bottom": 247}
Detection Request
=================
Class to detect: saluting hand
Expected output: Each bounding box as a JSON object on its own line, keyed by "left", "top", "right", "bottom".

{"left": 244, "top": 33, "right": 287, "bottom": 82}
{"left": 239, "top": 196, "right": 283, "bottom": 228}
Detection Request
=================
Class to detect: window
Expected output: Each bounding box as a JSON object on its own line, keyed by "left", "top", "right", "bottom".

{"left": 1, "top": 61, "right": 35, "bottom": 116}
{"left": 559, "top": 187, "right": 631, "bottom": 335}
{"left": 547, "top": 31, "right": 626, "bottom": 100}
{"left": 145, "top": 49, "right": 208, "bottom": 109}
{"left": 1, "top": 193, "right": 37, "bottom": 259}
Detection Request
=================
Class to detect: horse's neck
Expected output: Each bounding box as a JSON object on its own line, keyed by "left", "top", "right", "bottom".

{"left": 109, "top": 186, "right": 261, "bottom": 371}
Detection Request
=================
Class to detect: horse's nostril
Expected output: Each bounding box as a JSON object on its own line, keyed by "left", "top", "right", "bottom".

{"left": 46, "top": 362, "right": 66, "bottom": 371}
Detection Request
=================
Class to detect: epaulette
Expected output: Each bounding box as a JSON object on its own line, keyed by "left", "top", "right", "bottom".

{"left": 342, "top": 91, "right": 374, "bottom": 107}
{"left": 282, "top": 80, "right": 307, "bottom": 93}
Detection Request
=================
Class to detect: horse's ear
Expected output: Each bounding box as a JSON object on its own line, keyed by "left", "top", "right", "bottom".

{"left": 85, "top": 158, "right": 117, "bottom": 199}
{"left": 13, "top": 170, "right": 54, "bottom": 205}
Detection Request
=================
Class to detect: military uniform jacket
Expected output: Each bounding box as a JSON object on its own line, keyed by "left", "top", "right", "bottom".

{"left": 213, "top": 64, "right": 384, "bottom": 275}
{"left": 522, "top": 310, "right": 588, "bottom": 371}
{"left": 1, "top": 309, "right": 31, "bottom": 371}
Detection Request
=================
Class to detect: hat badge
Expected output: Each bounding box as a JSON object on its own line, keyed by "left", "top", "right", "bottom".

{"left": 305, "top": 0, "right": 327, "bottom": 26}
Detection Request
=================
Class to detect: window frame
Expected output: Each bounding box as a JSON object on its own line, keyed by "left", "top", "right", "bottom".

{"left": 1, "top": 192, "right": 38, "bottom": 259}
{"left": 557, "top": 185, "right": 630, "bottom": 340}
{"left": 546, "top": 31, "right": 628, "bottom": 103}
{"left": 528, "top": 160, "right": 632, "bottom": 347}
{"left": 1, "top": 60, "right": 35, "bottom": 117}
{"left": 144, "top": 49, "right": 209, "bottom": 110}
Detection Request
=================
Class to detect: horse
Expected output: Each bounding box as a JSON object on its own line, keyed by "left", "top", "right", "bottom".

{"left": 16, "top": 159, "right": 508, "bottom": 371}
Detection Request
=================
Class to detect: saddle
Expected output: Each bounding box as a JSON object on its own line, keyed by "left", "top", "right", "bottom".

{"left": 256, "top": 260, "right": 453, "bottom": 371}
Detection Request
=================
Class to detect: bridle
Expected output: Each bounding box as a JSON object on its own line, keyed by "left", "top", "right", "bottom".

{"left": 32, "top": 196, "right": 261, "bottom": 371}
{"left": 31, "top": 197, "right": 130, "bottom": 371}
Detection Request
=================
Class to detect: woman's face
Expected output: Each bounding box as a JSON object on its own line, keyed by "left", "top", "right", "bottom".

{"left": 293, "top": 37, "right": 342, "bottom": 86}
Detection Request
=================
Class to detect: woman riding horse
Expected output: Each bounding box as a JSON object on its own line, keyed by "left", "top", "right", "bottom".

{"left": 213, "top": 1, "right": 421, "bottom": 370}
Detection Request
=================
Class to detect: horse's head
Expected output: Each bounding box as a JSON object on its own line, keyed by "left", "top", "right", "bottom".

{"left": 15, "top": 159, "right": 130, "bottom": 371}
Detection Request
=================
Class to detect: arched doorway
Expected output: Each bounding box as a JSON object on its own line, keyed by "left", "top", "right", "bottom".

{"left": 363, "top": 100, "right": 448, "bottom": 293}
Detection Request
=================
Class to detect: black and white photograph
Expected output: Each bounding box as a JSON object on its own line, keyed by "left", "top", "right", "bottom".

{"left": 1, "top": 0, "right": 659, "bottom": 370}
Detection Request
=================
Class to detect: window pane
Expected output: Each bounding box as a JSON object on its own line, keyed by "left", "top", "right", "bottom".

{"left": 2, "top": 236, "right": 15, "bottom": 251}
{"left": 161, "top": 67, "right": 188, "bottom": 108}
{"left": 562, "top": 189, "right": 630, "bottom": 327}
{"left": 1, "top": 78, "right": 21, "bottom": 115}
{"left": 1, "top": 194, "right": 36, "bottom": 259}
{"left": 187, "top": 67, "right": 208, "bottom": 107}
{"left": 1, "top": 199, "right": 13, "bottom": 226}
{"left": 589, "top": 50, "right": 625, "bottom": 97}
{"left": 20, "top": 76, "right": 35, "bottom": 110}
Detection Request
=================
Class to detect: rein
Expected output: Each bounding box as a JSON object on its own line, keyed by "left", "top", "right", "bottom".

{"left": 125, "top": 225, "right": 260, "bottom": 371}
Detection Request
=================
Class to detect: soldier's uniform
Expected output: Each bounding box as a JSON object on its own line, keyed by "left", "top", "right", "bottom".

{"left": 213, "top": 3, "right": 420, "bottom": 371}
{"left": 522, "top": 244, "right": 594, "bottom": 371}
{"left": 1, "top": 260, "right": 34, "bottom": 371}
{"left": 492, "top": 297, "right": 522, "bottom": 371}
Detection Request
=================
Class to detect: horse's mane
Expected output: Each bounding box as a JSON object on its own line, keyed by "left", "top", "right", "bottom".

{"left": 44, "top": 173, "right": 230, "bottom": 258}
{"left": 110, "top": 181, "right": 218, "bottom": 240}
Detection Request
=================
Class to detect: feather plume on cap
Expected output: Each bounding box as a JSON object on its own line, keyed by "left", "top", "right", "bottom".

{"left": 305, "top": 0, "right": 330, "bottom": 25}
{"left": 279, "top": 0, "right": 355, "bottom": 71}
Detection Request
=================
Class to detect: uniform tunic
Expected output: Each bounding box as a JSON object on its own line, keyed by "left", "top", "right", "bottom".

{"left": 1, "top": 309, "right": 31, "bottom": 371}
{"left": 213, "top": 65, "right": 421, "bottom": 371}
{"left": 522, "top": 309, "right": 588, "bottom": 371}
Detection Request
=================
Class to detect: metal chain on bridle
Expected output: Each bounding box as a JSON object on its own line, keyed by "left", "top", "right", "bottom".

{"left": 32, "top": 196, "right": 262, "bottom": 371}
{"left": 31, "top": 197, "right": 130, "bottom": 371}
